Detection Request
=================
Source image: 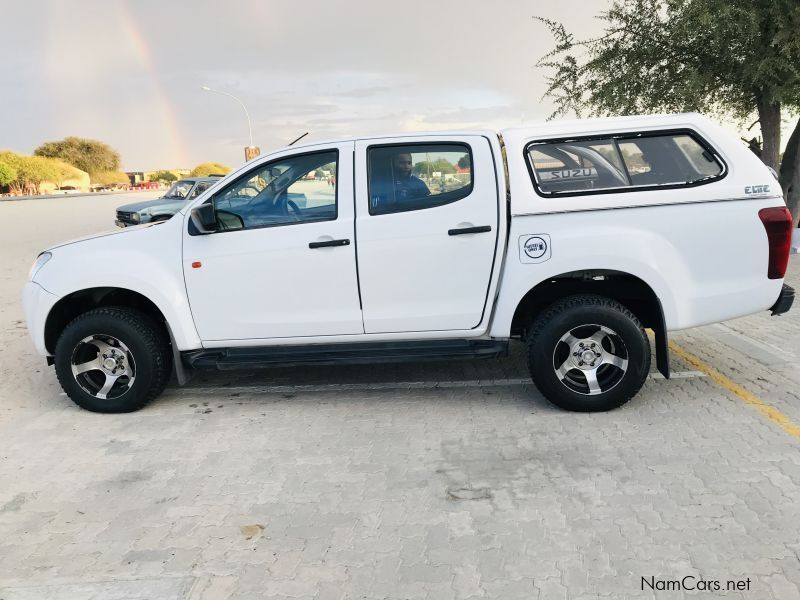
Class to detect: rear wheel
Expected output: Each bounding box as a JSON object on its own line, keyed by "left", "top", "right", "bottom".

{"left": 527, "top": 295, "right": 650, "bottom": 411}
{"left": 54, "top": 307, "right": 171, "bottom": 413}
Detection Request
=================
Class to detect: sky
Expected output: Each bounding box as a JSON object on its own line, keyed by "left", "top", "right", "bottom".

{"left": 1, "top": 0, "right": 795, "bottom": 172}
{"left": 1, "top": 0, "right": 613, "bottom": 170}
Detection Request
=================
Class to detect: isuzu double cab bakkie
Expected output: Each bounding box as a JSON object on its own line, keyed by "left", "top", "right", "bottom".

{"left": 23, "top": 113, "right": 795, "bottom": 413}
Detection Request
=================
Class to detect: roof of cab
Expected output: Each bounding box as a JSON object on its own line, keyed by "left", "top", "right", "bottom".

{"left": 262, "top": 129, "right": 496, "bottom": 155}
{"left": 253, "top": 113, "right": 711, "bottom": 159}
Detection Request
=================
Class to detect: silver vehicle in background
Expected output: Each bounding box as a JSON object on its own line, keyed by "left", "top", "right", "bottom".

{"left": 115, "top": 176, "right": 222, "bottom": 227}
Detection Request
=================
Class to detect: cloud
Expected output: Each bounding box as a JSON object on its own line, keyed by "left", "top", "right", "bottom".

{"left": 1, "top": 0, "right": 608, "bottom": 169}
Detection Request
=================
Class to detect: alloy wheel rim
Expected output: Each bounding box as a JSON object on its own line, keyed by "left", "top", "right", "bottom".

{"left": 70, "top": 334, "right": 136, "bottom": 400}
{"left": 552, "top": 324, "right": 629, "bottom": 396}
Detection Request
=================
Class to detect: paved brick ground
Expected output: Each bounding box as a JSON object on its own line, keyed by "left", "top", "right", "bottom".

{"left": 2, "top": 194, "right": 800, "bottom": 599}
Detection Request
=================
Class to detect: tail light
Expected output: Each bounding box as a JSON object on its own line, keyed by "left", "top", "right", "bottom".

{"left": 758, "top": 207, "right": 793, "bottom": 279}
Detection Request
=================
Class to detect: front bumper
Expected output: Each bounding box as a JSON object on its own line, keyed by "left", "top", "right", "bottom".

{"left": 22, "top": 281, "right": 60, "bottom": 356}
{"left": 770, "top": 284, "right": 795, "bottom": 316}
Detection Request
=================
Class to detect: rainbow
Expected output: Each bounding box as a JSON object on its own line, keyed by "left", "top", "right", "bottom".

{"left": 119, "top": 0, "right": 190, "bottom": 168}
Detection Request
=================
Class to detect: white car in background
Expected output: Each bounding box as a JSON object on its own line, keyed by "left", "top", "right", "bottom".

{"left": 52, "top": 186, "right": 82, "bottom": 195}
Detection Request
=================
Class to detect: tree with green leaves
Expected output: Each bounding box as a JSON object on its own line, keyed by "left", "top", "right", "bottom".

{"left": 457, "top": 154, "right": 471, "bottom": 169}
{"left": 536, "top": 0, "right": 800, "bottom": 221}
{"left": 0, "top": 152, "right": 60, "bottom": 194}
{"left": 34, "top": 137, "right": 121, "bottom": 178}
{"left": 24, "top": 156, "right": 61, "bottom": 194}
{"left": 413, "top": 159, "right": 456, "bottom": 176}
{"left": 0, "top": 161, "right": 17, "bottom": 190}
{"left": 190, "top": 162, "right": 231, "bottom": 177}
{"left": 0, "top": 152, "right": 32, "bottom": 194}
{"left": 0, "top": 151, "right": 87, "bottom": 194}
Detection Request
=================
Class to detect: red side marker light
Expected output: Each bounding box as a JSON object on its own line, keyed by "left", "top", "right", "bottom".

{"left": 192, "top": 261, "right": 202, "bottom": 269}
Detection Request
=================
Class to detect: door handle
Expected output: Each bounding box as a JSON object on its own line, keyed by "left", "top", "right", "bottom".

{"left": 448, "top": 225, "right": 492, "bottom": 236}
{"left": 309, "top": 238, "right": 350, "bottom": 249}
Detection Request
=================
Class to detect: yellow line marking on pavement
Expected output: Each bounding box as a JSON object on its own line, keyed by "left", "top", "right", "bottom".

{"left": 668, "top": 340, "right": 800, "bottom": 439}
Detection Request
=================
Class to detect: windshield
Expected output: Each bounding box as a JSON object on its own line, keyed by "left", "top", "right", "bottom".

{"left": 163, "top": 181, "right": 195, "bottom": 199}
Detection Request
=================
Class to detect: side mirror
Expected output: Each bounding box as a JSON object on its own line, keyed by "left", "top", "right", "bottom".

{"left": 190, "top": 202, "right": 218, "bottom": 234}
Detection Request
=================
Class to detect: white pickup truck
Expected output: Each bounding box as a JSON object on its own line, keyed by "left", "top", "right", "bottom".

{"left": 23, "top": 113, "right": 794, "bottom": 413}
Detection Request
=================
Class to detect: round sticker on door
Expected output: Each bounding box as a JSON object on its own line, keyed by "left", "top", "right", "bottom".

{"left": 523, "top": 236, "right": 548, "bottom": 259}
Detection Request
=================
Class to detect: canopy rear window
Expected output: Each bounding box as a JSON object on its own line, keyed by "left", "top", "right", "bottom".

{"left": 526, "top": 130, "right": 725, "bottom": 197}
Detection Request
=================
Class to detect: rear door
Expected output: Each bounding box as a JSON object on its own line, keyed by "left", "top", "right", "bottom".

{"left": 354, "top": 136, "right": 499, "bottom": 333}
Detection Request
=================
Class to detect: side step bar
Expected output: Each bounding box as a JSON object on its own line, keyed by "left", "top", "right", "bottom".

{"left": 183, "top": 339, "right": 509, "bottom": 371}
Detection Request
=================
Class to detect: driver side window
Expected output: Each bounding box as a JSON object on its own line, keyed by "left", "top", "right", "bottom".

{"left": 213, "top": 150, "right": 338, "bottom": 231}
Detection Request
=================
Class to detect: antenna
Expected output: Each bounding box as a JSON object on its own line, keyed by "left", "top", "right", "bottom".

{"left": 288, "top": 132, "right": 310, "bottom": 146}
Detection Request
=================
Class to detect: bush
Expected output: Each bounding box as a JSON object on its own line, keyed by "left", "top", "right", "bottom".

{"left": 53, "top": 160, "right": 85, "bottom": 184}
{"left": 149, "top": 170, "right": 178, "bottom": 183}
{"left": 190, "top": 162, "right": 231, "bottom": 177}
{"left": 93, "top": 171, "right": 130, "bottom": 186}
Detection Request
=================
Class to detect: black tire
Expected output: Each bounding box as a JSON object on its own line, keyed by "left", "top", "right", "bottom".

{"left": 527, "top": 295, "right": 650, "bottom": 412}
{"left": 54, "top": 307, "right": 171, "bottom": 413}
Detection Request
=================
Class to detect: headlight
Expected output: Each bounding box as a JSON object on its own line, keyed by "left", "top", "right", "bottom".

{"left": 28, "top": 252, "right": 52, "bottom": 281}
{"left": 131, "top": 213, "right": 141, "bottom": 223}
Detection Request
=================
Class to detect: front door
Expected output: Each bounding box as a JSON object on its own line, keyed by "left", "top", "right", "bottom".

{"left": 183, "top": 142, "right": 363, "bottom": 342}
{"left": 354, "top": 136, "right": 499, "bottom": 333}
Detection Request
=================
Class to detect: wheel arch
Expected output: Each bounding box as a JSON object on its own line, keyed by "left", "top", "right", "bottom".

{"left": 506, "top": 269, "right": 670, "bottom": 378}
{"left": 45, "top": 288, "right": 165, "bottom": 354}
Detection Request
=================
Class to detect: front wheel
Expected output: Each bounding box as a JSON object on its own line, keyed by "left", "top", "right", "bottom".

{"left": 527, "top": 295, "right": 651, "bottom": 412}
{"left": 54, "top": 307, "right": 172, "bottom": 413}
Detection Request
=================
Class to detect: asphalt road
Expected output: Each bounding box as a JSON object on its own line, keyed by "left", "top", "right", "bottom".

{"left": 1, "top": 192, "right": 800, "bottom": 599}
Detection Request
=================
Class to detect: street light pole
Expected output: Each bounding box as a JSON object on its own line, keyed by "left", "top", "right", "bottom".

{"left": 201, "top": 85, "right": 259, "bottom": 160}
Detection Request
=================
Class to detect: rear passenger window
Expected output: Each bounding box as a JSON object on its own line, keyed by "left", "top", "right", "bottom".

{"left": 367, "top": 143, "right": 473, "bottom": 215}
{"left": 527, "top": 131, "right": 724, "bottom": 196}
